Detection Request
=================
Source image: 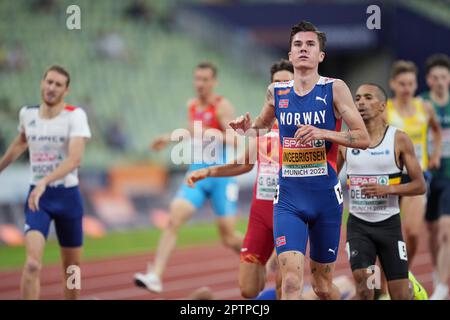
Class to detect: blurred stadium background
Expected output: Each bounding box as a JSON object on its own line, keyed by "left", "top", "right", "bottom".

{"left": 0, "top": 0, "right": 449, "bottom": 297}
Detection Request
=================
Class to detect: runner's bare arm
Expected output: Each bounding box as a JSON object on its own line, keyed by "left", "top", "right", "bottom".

{"left": 216, "top": 98, "right": 240, "bottom": 147}
{"left": 0, "top": 132, "right": 28, "bottom": 173}
{"left": 252, "top": 84, "right": 277, "bottom": 130}
{"left": 424, "top": 100, "right": 442, "bottom": 170}
{"left": 337, "top": 145, "right": 347, "bottom": 174}
{"left": 186, "top": 162, "right": 254, "bottom": 187}
{"left": 330, "top": 80, "right": 370, "bottom": 148}
{"left": 387, "top": 131, "right": 426, "bottom": 195}
{"left": 186, "top": 139, "right": 256, "bottom": 187}
{"left": 361, "top": 131, "right": 426, "bottom": 197}
{"left": 229, "top": 84, "right": 276, "bottom": 135}
{"left": 217, "top": 98, "right": 236, "bottom": 131}
{"left": 294, "top": 80, "right": 369, "bottom": 148}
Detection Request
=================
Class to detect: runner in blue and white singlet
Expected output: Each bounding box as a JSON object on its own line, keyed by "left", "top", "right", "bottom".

{"left": 230, "top": 21, "right": 369, "bottom": 300}
{"left": 272, "top": 77, "right": 343, "bottom": 264}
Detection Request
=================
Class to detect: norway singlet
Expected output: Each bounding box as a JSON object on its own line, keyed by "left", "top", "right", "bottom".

{"left": 272, "top": 77, "right": 344, "bottom": 264}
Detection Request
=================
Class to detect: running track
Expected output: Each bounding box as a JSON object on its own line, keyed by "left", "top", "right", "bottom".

{"left": 0, "top": 229, "right": 436, "bottom": 300}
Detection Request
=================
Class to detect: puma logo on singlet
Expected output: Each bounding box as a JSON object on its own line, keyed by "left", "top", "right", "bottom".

{"left": 316, "top": 95, "right": 327, "bottom": 105}
{"left": 328, "top": 247, "right": 337, "bottom": 255}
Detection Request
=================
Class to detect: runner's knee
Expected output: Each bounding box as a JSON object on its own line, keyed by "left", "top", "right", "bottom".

{"left": 439, "top": 218, "right": 450, "bottom": 240}
{"left": 283, "top": 272, "right": 302, "bottom": 294}
{"left": 221, "top": 233, "right": 237, "bottom": 248}
{"left": 439, "top": 222, "right": 450, "bottom": 243}
{"left": 24, "top": 258, "right": 42, "bottom": 275}
{"left": 353, "top": 271, "right": 372, "bottom": 300}
{"left": 166, "top": 216, "right": 183, "bottom": 232}
{"left": 356, "top": 285, "right": 373, "bottom": 300}
{"left": 312, "top": 280, "right": 333, "bottom": 299}
{"left": 390, "top": 287, "right": 410, "bottom": 300}
{"left": 218, "top": 221, "right": 240, "bottom": 248}
{"left": 405, "top": 226, "right": 421, "bottom": 239}
{"left": 62, "top": 259, "right": 80, "bottom": 270}
{"left": 239, "top": 264, "right": 265, "bottom": 298}
{"left": 355, "top": 278, "right": 372, "bottom": 300}
{"left": 240, "top": 283, "right": 260, "bottom": 299}
{"left": 168, "top": 201, "right": 192, "bottom": 229}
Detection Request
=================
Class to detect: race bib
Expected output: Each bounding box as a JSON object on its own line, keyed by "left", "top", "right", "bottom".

{"left": 334, "top": 181, "right": 344, "bottom": 205}
{"left": 30, "top": 150, "right": 62, "bottom": 182}
{"left": 256, "top": 163, "right": 279, "bottom": 200}
{"left": 273, "top": 184, "right": 279, "bottom": 204}
{"left": 348, "top": 175, "right": 389, "bottom": 213}
{"left": 281, "top": 138, "right": 327, "bottom": 177}
{"left": 398, "top": 241, "right": 408, "bottom": 261}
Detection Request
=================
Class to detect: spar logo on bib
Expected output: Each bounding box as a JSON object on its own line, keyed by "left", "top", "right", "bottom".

{"left": 349, "top": 176, "right": 388, "bottom": 186}
{"left": 348, "top": 175, "right": 390, "bottom": 212}
{"left": 281, "top": 137, "right": 328, "bottom": 177}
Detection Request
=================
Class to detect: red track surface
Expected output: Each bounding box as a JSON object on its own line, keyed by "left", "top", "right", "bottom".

{"left": 0, "top": 229, "right": 437, "bottom": 300}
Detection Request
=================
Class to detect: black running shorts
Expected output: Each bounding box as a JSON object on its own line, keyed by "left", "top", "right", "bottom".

{"left": 346, "top": 214, "right": 408, "bottom": 281}
{"left": 425, "top": 176, "right": 450, "bottom": 222}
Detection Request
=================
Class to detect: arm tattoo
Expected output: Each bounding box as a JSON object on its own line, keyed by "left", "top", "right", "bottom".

{"left": 265, "top": 86, "right": 274, "bottom": 105}
{"left": 325, "top": 265, "right": 331, "bottom": 273}
{"left": 346, "top": 130, "right": 356, "bottom": 145}
{"left": 311, "top": 267, "right": 317, "bottom": 274}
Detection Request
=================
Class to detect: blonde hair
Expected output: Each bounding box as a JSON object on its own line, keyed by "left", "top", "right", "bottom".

{"left": 390, "top": 60, "right": 418, "bottom": 79}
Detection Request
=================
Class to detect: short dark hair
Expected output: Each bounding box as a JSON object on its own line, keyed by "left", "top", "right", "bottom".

{"left": 390, "top": 60, "right": 418, "bottom": 79}
{"left": 196, "top": 62, "right": 218, "bottom": 78}
{"left": 360, "top": 83, "right": 388, "bottom": 103}
{"left": 43, "top": 65, "right": 70, "bottom": 87}
{"left": 270, "top": 59, "right": 294, "bottom": 82}
{"left": 289, "top": 21, "right": 326, "bottom": 52}
{"left": 425, "top": 53, "right": 450, "bottom": 75}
